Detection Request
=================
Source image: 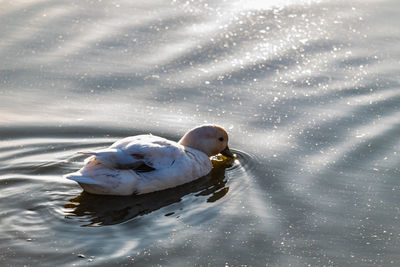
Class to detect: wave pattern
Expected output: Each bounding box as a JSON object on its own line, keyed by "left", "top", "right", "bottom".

{"left": 1, "top": 0, "right": 400, "bottom": 265}
{"left": 0, "top": 129, "right": 256, "bottom": 265}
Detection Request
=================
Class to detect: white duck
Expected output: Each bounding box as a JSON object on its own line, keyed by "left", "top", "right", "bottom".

{"left": 65, "top": 125, "right": 234, "bottom": 196}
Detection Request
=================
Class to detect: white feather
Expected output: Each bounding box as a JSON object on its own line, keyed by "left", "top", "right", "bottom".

{"left": 65, "top": 135, "right": 212, "bottom": 195}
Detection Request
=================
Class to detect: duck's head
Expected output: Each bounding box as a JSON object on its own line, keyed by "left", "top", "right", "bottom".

{"left": 178, "top": 125, "right": 234, "bottom": 158}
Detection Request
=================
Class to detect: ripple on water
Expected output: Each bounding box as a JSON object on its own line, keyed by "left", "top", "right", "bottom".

{"left": 0, "top": 132, "right": 263, "bottom": 265}
{"left": 63, "top": 148, "right": 251, "bottom": 227}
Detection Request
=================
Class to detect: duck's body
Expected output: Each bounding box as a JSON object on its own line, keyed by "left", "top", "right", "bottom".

{"left": 65, "top": 125, "right": 233, "bottom": 196}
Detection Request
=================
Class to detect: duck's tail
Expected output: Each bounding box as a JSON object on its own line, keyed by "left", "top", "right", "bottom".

{"left": 64, "top": 172, "right": 103, "bottom": 185}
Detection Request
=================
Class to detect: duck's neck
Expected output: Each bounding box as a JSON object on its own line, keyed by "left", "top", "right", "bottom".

{"left": 179, "top": 135, "right": 210, "bottom": 157}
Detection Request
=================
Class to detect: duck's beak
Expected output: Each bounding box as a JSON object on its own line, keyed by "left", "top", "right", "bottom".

{"left": 220, "top": 146, "right": 235, "bottom": 158}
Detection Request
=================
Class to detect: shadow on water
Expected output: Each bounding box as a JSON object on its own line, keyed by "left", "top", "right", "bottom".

{"left": 64, "top": 156, "right": 238, "bottom": 227}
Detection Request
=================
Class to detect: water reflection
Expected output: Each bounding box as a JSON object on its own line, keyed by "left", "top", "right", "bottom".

{"left": 64, "top": 156, "right": 236, "bottom": 226}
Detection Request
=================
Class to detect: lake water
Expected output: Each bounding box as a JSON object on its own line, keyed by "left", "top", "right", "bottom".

{"left": 1, "top": 0, "right": 400, "bottom": 265}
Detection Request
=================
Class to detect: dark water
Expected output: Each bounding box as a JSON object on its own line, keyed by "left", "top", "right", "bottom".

{"left": 1, "top": 0, "right": 400, "bottom": 265}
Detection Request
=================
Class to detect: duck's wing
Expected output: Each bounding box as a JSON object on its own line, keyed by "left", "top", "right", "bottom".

{"left": 78, "top": 148, "right": 155, "bottom": 171}
{"left": 80, "top": 135, "right": 180, "bottom": 172}
{"left": 120, "top": 137, "right": 182, "bottom": 170}
{"left": 130, "top": 162, "right": 155, "bottom": 172}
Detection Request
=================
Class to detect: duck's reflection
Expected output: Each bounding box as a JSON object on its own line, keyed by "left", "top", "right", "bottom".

{"left": 64, "top": 157, "right": 235, "bottom": 226}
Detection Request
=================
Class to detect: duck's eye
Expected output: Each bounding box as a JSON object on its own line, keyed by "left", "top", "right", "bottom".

{"left": 218, "top": 137, "right": 224, "bottom": 142}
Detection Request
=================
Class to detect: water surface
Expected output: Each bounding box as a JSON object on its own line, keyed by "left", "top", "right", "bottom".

{"left": 1, "top": 0, "right": 400, "bottom": 265}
